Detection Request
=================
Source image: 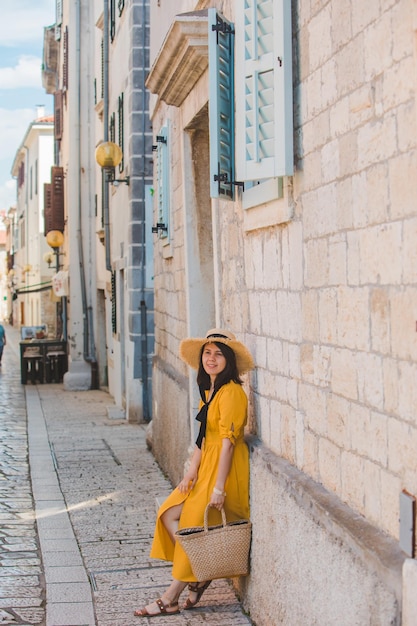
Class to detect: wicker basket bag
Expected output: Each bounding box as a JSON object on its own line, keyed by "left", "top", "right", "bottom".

{"left": 175, "top": 505, "right": 252, "bottom": 581}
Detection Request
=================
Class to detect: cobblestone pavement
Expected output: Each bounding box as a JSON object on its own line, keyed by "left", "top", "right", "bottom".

{"left": 1, "top": 326, "right": 253, "bottom": 626}
{"left": 0, "top": 328, "right": 45, "bottom": 625}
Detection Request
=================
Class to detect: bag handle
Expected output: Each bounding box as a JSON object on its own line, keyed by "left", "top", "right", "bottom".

{"left": 204, "top": 504, "right": 226, "bottom": 531}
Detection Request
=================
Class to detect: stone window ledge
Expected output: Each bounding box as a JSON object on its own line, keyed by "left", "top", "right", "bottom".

{"left": 146, "top": 11, "right": 208, "bottom": 107}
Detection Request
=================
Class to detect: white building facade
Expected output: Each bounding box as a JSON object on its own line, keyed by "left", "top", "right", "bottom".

{"left": 93, "top": 0, "right": 154, "bottom": 418}
{"left": 42, "top": 0, "right": 154, "bottom": 415}
{"left": 147, "top": 1, "right": 417, "bottom": 624}
{"left": 10, "top": 113, "right": 56, "bottom": 331}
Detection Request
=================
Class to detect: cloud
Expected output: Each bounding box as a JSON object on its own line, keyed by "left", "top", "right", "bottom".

{"left": 0, "top": 107, "right": 40, "bottom": 210}
{"left": 0, "top": 107, "right": 37, "bottom": 151}
{"left": 0, "top": 179, "right": 17, "bottom": 212}
{"left": 0, "top": 1, "right": 55, "bottom": 47}
{"left": 0, "top": 0, "right": 55, "bottom": 211}
{"left": 0, "top": 56, "right": 43, "bottom": 90}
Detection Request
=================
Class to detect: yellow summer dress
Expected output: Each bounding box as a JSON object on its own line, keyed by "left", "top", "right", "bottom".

{"left": 150, "top": 380, "right": 250, "bottom": 581}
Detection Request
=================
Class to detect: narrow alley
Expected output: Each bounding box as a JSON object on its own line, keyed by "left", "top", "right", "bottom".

{"left": 0, "top": 325, "right": 252, "bottom": 625}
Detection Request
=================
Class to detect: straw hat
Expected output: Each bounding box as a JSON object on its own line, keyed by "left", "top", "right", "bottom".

{"left": 179, "top": 328, "right": 254, "bottom": 374}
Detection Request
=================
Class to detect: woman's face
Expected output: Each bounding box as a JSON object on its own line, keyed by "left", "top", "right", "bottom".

{"left": 202, "top": 343, "right": 227, "bottom": 379}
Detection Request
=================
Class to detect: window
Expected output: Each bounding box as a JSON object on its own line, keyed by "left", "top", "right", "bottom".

{"left": 235, "top": 0, "right": 294, "bottom": 226}
{"left": 110, "top": 0, "right": 116, "bottom": 42}
{"left": 101, "top": 38, "right": 104, "bottom": 100}
{"left": 20, "top": 218, "right": 26, "bottom": 248}
{"left": 56, "top": 0, "right": 63, "bottom": 26}
{"left": 111, "top": 271, "right": 117, "bottom": 333}
{"left": 35, "top": 159, "right": 38, "bottom": 195}
{"left": 44, "top": 183, "right": 52, "bottom": 235}
{"left": 154, "top": 124, "right": 170, "bottom": 240}
{"left": 56, "top": 0, "right": 62, "bottom": 38}
{"left": 235, "top": 0, "right": 293, "bottom": 181}
{"left": 44, "top": 167, "right": 65, "bottom": 236}
{"left": 118, "top": 93, "right": 124, "bottom": 172}
{"left": 208, "top": 8, "right": 235, "bottom": 200}
{"left": 18, "top": 162, "right": 25, "bottom": 188}
{"left": 63, "top": 27, "right": 69, "bottom": 91}
{"left": 54, "top": 91, "right": 63, "bottom": 141}
{"left": 109, "top": 112, "right": 116, "bottom": 143}
{"left": 207, "top": 1, "right": 293, "bottom": 213}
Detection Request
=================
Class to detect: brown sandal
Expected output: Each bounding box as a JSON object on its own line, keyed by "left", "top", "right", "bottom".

{"left": 183, "top": 580, "right": 212, "bottom": 610}
{"left": 134, "top": 598, "right": 180, "bottom": 617}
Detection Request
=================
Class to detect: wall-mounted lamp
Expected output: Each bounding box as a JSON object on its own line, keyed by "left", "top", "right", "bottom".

{"left": 46, "top": 230, "right": 64, "bottom": 272}
{"left": 95, "top": 141, "right": 130, "bottom": 185}
{"left": 46, "top": 230, "right": 65, "bottom": 249}
{"left": 43, "top": 251, "right": 55, "bottom": 268}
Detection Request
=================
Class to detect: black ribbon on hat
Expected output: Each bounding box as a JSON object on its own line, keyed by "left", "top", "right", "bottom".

{"left": 195, "top": 385, "right": 217, "bottom": 449}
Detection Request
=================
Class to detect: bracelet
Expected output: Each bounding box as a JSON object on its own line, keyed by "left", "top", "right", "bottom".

{"left": 213, "top": 487, "right": 226, "bottom": 496}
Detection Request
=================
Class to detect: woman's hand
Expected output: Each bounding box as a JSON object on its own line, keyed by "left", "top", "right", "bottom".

{"left": 177, "top": 446, "right": 202, "bottom": 494}
{"left": 209, "top": 490, "right": 225, "bottom": 511}
{"left": 177, "top": 469, "right": 197, "bottom": 494}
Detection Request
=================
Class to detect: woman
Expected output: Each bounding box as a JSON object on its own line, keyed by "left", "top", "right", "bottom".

{"left": 0, "top": 322, "right": 6, "bottom": 366}
{"left": 134, "top": 328, "right": 254, "bottom": 617}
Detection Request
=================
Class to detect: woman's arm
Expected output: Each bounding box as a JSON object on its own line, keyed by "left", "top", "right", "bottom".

{"left": 209, "top": 437, "right": 234, "bottom": 509}
{"left": 177, "top": 445, "right": 202, "bottom": 494}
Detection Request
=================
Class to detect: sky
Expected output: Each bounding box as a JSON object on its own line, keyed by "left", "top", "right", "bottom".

{"left": 0, "top": 0, "right": 56, "bottom": 213}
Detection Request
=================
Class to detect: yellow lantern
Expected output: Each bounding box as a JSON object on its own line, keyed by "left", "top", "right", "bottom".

{"left": 46, "top": 230, "right": 64, "bottom": 248}
{"left": 95, "top": 141, "right": 123, "bottom": 168}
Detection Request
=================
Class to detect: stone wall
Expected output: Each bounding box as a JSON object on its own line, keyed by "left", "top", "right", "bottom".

{"left": 149, "top": 0, "right": 417, "bottom": 623}
{"left": 244, "top": 438, "right": 404, "bottom": 625}
{"left": 151, "top": 359, "right": 190, "bottom": 485}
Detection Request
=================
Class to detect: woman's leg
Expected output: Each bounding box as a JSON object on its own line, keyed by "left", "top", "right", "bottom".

{"left": 134, "top": 503, "right": 186, "bottom": 616}
{"left": 160, "top": 502, "right": 211, "bottom": 610}
{"left": 183, "top": 580, "right": 212, "bottom": 609}
{"left": 134, "top": 578, "right": 188, "bottom": 616}
{"left": 160, "top": 503, "right": 183, "bottom": 543}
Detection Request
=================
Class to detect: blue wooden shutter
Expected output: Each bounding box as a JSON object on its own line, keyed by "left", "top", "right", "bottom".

{"left": 208, "top": 8, "right": 235, "bottom": 199}
{"left": 111, "top": 271, "right": 117, "bottom": 334}
{"left": 109, "top": 112, "right": 115, "bottom": 143}
{"left": 56, "top": 0, "right": 63, "bottom": 26}
{"left": 156, "top": 125, "right": 169, "bottom": 238}
{"left": 63, "top": 27, "right": 69, "bottom": 90}
{"left": 118, "top": 92, "right": 124, "bottom": 172}
{"left": 236, "top": 0, "right": 293, "bottom": 180}
{"left": 110, "top": 0, "right": 116, "bottom": 42}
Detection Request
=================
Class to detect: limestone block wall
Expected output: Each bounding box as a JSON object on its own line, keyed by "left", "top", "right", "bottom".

{"left": 244, "top": 440, "right": 404, "bottom": 626}
{"left": 213, "top": 0, "right": 417, "bottom": 543}
{"left": 151, "top": 361, "right": 190, "bottom": 485}
{"left": 151, "top": 99, "right": 192, "bottom": 471}
{"left": 152, "top": 102, "right": 188, "bottom": 376}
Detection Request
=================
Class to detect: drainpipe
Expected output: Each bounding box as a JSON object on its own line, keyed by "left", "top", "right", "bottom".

{"left": 75, "top": 0, "right": 97, "bottom": 378}
{"left": 103, "top": 0, "right": 111, "bottom": 271}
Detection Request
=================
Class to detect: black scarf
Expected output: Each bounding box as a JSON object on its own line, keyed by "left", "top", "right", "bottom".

{"left": 195, "top": 385, "right": 217, "bottom": 449}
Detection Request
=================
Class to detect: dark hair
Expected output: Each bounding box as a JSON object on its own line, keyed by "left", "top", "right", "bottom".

{"left": 197, "top": 341, "right": 243, "bottom": 391}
